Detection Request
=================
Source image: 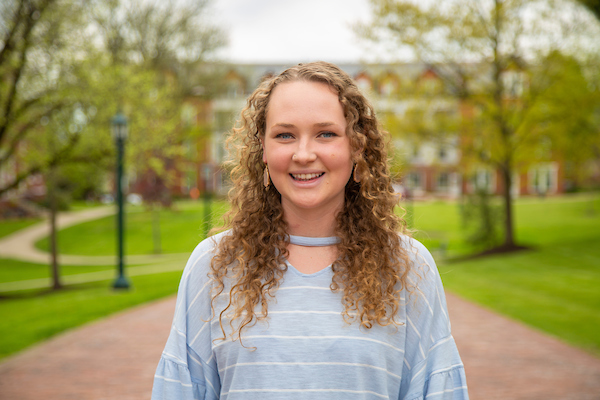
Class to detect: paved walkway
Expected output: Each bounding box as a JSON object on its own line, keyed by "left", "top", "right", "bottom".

{"left": 1, "top": 208, "right": 600, "bottom": 399}
{"left": 0, "top": 206, "right": 188, "bottom": 266}
{"left": 0, "top": 293, "right": 599, "bottom": 399}
{"left": 0, "top": 207, "right": 190, "bottom": 292}
{"left": 0, "top": 206, "right": 115, "bottom": 264}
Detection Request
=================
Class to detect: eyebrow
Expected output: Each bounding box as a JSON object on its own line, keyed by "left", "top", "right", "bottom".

{"left": 271, "top": 122, "right": 338, "bottom": 129}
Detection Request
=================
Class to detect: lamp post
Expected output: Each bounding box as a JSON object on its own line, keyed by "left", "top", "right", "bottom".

{"left": 112, "top": 112, "right": 130, "bottom": 289}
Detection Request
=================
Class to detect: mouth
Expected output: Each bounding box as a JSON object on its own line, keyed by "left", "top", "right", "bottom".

{"left": 290, "top": 172, "right": 324, "bottom": 181}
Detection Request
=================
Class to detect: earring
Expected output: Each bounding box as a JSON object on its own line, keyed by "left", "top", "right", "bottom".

{"left": 264, "top": 165, "right": 270, "bottom": 188}
{"left": 353, "top": 164, "right": 361, "bottom": 183}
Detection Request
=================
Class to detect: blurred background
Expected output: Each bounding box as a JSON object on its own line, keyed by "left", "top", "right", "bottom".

{"left": 0, "top": 0, "right": 599, "bottom": 390}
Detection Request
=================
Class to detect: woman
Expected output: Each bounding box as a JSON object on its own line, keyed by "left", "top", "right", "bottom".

{"left": 152, "top": 61, "right": 468, "bottom": 400}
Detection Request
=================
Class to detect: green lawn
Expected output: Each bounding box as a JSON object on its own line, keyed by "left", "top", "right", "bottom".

{"left": 35, "top": 200, "right": 229, "bottom": 255}
{"left": 406, "top": 193, "right": 600, "bottom": 254}
{"left": 0, "top": 218, "right": 41, "bottom": 239}
{"left": 0, "top": 258, "right": 112, "bottom": 283}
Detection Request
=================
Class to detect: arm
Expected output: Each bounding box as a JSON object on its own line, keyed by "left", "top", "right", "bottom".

{"left": 399, "top": 239, "right": 469, "bottom": 400}
{"left": 152, "top": 238, "right": 222, "bottom": 400}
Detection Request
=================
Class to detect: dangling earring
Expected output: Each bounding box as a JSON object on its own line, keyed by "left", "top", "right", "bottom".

{"left": 353, "top": 163, "right": 361, "bottom": 183}
{"left": 264, "top": 165, "right": 270, "bottom": 188}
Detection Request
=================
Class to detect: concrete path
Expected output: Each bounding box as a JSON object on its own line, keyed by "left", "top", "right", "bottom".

{"left": 0, "top": 293, "right": 599, "bottom": 399}
{"left": 0, "top": 206, "right": 188, "bottom": 266}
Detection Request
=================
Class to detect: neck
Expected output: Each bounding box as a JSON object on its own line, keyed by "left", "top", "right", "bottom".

{"left": 283, "top": 201, "right": 341, "bottom": 237}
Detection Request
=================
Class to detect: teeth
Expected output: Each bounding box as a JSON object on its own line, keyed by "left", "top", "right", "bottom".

{"left": 292, "top": 173, "right": 323, "bottom": 181}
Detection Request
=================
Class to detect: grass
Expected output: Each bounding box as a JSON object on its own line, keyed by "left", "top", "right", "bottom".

{"left": 35, "top": 200, "right": 229, "bottom": 255}
{"left": 0, "top": 271, "right": 182, "bottom": 360}
{"left": 405, "top": 192, "right": 600, "bottom": 255}
{"left": 0, "top": 217, "right": 41, "bottom": 239}
{"left": 0, "top": 258, "right": 112, "bottom": 283}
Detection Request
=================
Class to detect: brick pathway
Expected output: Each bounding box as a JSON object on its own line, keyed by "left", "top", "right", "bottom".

{"left": 0, "top": 293, "right": 599, "bottom": 399}
{"left": 450, "top": 294, "right": 600, "bottom": 399}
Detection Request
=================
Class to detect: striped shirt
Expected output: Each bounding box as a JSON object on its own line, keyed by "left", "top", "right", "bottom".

{"left": 152, "top": 232, "right": 468, "bottom": 399}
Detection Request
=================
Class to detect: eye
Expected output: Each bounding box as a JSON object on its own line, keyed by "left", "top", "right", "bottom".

{"left": 275, "top": 133, "right": 294, "bottom": 140}
{"left": 319, "top": 131, "right": 338, "bottom": 138}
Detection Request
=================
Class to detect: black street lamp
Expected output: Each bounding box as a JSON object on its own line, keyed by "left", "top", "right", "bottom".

{"left": 112, "top": 112, "right": 130, "bottom": 289}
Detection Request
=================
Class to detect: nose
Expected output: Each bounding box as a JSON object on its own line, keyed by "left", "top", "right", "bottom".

{"left": 293, "top": 138, "right": 317, "bottom": 164}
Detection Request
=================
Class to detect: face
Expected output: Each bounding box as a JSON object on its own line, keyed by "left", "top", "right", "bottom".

{"left": 262, "top": 80, "right": 353, "bottom": 217}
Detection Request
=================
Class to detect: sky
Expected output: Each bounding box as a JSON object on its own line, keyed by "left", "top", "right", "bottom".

{"left": 211, "top": 0, "right": 377, "bottom": 64}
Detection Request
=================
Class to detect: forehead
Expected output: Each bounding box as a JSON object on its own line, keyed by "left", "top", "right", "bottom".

{"left": 266, "top": 80, "right": 345, "bottom": 124}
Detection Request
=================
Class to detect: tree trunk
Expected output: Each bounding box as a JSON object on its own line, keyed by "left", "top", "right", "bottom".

{"left": 48, "top": 167, "right": 62, "bottom": 290}
{"left": 500, "top": 163, "right": 515, "bottom": 249}
{"left": 152, "top": 203, "right": 162, "bottom": 254}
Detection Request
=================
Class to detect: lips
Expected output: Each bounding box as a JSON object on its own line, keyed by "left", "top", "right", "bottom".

{"left": 290, "top": 172, "right": 324, "bottom": 181}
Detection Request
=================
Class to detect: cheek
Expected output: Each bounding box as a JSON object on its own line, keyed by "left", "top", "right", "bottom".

{"left": 265, "top": 150, "right": 290, "bottom": 171}
{"left": 328, "top": 152, "right": 353, "bottom": 177}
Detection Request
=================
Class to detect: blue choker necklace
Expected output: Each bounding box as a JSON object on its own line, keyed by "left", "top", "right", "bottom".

{"left": 288, "top": 235, "right": 340, "bottom": 247}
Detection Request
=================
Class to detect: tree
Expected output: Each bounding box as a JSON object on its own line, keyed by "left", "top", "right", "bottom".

{"left": 88, "top": 0, "right": 225, "bottom": 253}
{"left": 1, "top": 0, "right": 225, "bottom": 197}
{"left": 525, "top": 51, "right": 600, "bottom": 190}
{"left": 0, "top": 0, "right": 96, "bottom": 197}
{"left": 1, "top": 0, "right": 225, "bottom": 288}
{"left": 1, "top": 0, "right": 112, "bottom": 290}
{"left": 357, "top": 0, "right": 600, "bottom": 250}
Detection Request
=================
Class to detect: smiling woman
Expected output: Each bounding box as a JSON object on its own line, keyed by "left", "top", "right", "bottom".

{"left": 151, "top": 62, "right": 469, "bottom": 400}
{"left": 263, "top": 80, "right": 353, "bottom": 237}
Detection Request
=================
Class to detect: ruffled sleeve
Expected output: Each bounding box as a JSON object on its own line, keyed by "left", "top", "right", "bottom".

{"left": 400, "top": 238, "right": 469, "bottom": 400}
{"left": 151, "top": 235, "right": 224, "bottom": 400}
{"left": 152, "top": 356, "right": 206, "bottom": 400}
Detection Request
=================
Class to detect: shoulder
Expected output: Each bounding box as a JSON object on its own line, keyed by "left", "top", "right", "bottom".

{"left": 179, "top": 230, "right": 232, "bottom": 288}
{"left": 189, "top": 230, "right": 230, "bottom": 261}
{"left": 398, "top": 234, "right": 438, "bottom": 276}
{"left": 170, "top": 231, "right": 232, "bottom": 326}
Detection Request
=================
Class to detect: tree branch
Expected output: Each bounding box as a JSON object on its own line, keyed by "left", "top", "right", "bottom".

{"left": 0, "top": 0, "right": 26, "bottom": 66}
{"left": 0, "top": 0, "right": 55, "bottom": 145}
{"left": 0, "top": 128, "right": 81, "bottom": 197}
{"left": 0, "top": 103, "right": 64, "bottom": 167}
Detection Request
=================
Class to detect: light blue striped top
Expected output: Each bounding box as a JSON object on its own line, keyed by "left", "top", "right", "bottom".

{"left": 152, "top": 232, "right": 468, "bottom": 400}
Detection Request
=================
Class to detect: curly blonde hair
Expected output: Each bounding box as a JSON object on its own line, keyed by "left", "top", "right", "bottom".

{"left": 210, "top": 61, "right": 411, "bottom": 343}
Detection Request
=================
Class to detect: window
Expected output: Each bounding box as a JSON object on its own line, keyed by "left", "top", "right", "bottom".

{"left": 355, "top": 74, "right": 372, "bottom": 93}
{"left": 181, "top": 104, "right": 196, "bottom": 127}
{"left": 412, "top": 146, "right": 420, "bottom": 159}
{"left": 405, "top": 171, "right": 423, "bottom": 190}
{"left": 473, "top": 169, "right": 495, "bottom": 193}
{"left": 529, "top": 163, "right": 558, "bottom": 195}
{"left": 437, "top": 172, "right": 450, "bottom": 190}
{"left": 439, "top": 146, "right": 447, "bottom": 161}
